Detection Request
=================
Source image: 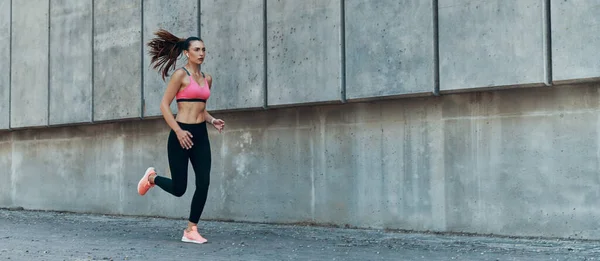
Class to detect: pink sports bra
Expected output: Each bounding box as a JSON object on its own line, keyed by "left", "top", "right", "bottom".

{"left": 176, "top": 67, "right": 210, "bottom": 103}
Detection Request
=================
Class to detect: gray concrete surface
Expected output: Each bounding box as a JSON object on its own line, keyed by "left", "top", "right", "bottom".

{"left": 93, "top": 0, "right": 142, "bottom": 121}
{"left": 10, "top": 0, "right": 49, "bottom": 128}
{"left": 266, "top": 0, "right": 343, "bottom": 106}
{"left": 142, "top": 0, "right": 198, "bottom": 118}
{"left": 0, "top": 134, "right": 10, "bottom": 207}
{"left": 1, "top": 209, "right": 599, "bottom": 261}
{"left": 3, "top": 0, "right": 600, "bottom": 243}
{"left": 2, "top": 0, "right": 598, "bottom": 122}
{"left": 0, "top": 0, "right": 9, "bottom": 130}
{"left": 551, "top": 0, "right": 600, "bottom": 83}
{"left": 202, "top": 0, "right": 266, "bottom": 111}
{"left": 439, "top": 0, "right": 545, "bottom": 91}
{"left": 345, "top": 0, "right": 434, "bottom": 99}
{"left": 441, "top": 85, "right": 600, "bottom": 238}
{"left": 2, "top": 82, "right": 600, "bottom": 240}
{"left": 49, "top": 0, "right": 93, "bottom": 125}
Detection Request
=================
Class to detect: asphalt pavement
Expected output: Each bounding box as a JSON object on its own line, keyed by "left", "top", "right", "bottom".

{"left": 0, "top": 208, "right": 598, "bottom": 260}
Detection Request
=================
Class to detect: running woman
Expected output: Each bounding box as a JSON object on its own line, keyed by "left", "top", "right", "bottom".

{"left": 137, "top": 29, "right": 225, "bottom": 244}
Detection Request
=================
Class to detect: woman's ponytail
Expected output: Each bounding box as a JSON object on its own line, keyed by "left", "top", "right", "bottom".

{"left": 147, "top": 29, "right": 185, "bottom": 81}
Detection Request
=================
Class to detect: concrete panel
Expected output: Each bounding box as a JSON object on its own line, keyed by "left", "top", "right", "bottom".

{"left": 345, "top": 0, "right": 435, "bottom": 99}
{"left": 142, "top": 0, "right": 198, "bottom": 117}
{"left": 313, "top": 103, "right": 445, "bottom": 230}
{"left": 203, "top": 127, "right": 314, "bottom": 222}
{"left": 551, "top": 0, "right": 600, "bottom": 82}
{"left": 0, "top": 0, "right": 9, "bottom": 130}
{"left": 10, "top": 0, "right": 49, "bottom": 128}
{"left": 201, "top": 0, "right": 265, "bottom": 111}
{"left": 439, "top": 0, "right": 545, "bottom": 91}
{"left": 0, "top": 133, "right": 12, "bottom": 207}
{"left": 11, "top": 127, "right": 125, "bottom": 213}
{"left": 49, "top": 0, "right": 93, "bottom": 125}
{"left": 442, "top": 85, "right": 600, "bottom": 238}
{"left": 93, "top": 0, "right": 141, "bottom": 121}
{"left": 267, "top": 0, "right": 342, "bottom": 106}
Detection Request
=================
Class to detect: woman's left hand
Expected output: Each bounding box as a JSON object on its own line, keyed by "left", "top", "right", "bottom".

{"left": 212, "top": 119, "right": 225, "bottom": 133}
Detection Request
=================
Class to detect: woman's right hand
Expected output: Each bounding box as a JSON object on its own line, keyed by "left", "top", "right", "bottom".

{"left": 176, "top": 129, "right": 194, "bottom": 149}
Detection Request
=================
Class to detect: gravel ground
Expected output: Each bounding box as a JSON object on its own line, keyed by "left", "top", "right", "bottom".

{"left": 0, "top": 208, "right": 598, "bottom": 261}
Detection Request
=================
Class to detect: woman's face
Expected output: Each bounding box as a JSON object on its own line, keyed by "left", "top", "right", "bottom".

{"left": 186, "top": 40, "right": 205, "bottom": 65}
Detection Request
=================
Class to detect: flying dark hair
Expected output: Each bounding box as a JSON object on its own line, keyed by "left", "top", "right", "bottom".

{"left": 147, "top": 29, "right": 202, "bottom": 81}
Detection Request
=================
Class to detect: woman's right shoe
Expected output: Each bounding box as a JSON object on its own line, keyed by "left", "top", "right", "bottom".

{"left": 137, "top": 167, "right": 155, "bottom": 196}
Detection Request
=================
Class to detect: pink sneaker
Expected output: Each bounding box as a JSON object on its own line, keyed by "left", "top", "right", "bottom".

{"left": 137, "top": 167, "right": 155, "bottom": 196}
{"left": 181, "top": 226, "right": 208, "bottom": 244}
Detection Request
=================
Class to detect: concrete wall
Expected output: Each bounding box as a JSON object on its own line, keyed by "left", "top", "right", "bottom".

{"left": 2, "top": 0, "right": 598, "bottom": 125}
{"left": 345, "top": 0, "right": 434, "bottom": 99}
{"left": 0, "top": 0, "right": 9, "bottom": 130}
{"left": 439, "top": 0, "right": 546, "bottom": 91}
{"left": 551, "top": 0, "right": 600, "bottom": 83}
{"left": 49, "top": 0, "right": 93, "bottom": 125}
{"left": 201, "top": 0, "right": 265, "bottom": 111}
{"left": 1, "top": 0, "right": 600, "bottom": 240}
{"left": 266, "top": 0, "right": 343, "bottom": 106}
{"left": 1, "top": 83, "right": 599, "bottom": 240}
{"left": 10, "top": 0, "right": 49, "bottom": 128}
{"left": 93, "top": 0, "right": 142, "bottom": 122}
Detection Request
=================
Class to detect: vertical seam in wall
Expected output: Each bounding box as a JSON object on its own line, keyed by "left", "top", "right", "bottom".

{"left": 543, "top": 0, "right": 552, "bottom": 86}
{"left": 263, "top": 0, "right": 268, "bottom": 109}
{"left": 47, "top": 0, "right": 51, "bottom": 126}
{"left": 140, "top": 0, "right": 144, "bottom": 119}
{"left": 432, "top": 0, "right": 440, "bottom": 96}
{"left": 340, "top": 0, "right": 347, "bottom": 103}
{"left": 200, "top": 0, "right": 203, "bottom": 77}
{"left": 91, "top": 0, "right": 95, "bottom": 123}
{"left": 8, "top": 0, "right": 12, "bottom": 130}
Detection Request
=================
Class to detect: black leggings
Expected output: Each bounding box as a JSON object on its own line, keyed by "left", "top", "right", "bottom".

{"left": 154, "top": 121, "right": 211, "bottom": 224}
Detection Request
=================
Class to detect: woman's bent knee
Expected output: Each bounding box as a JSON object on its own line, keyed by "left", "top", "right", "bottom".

{"left": 173, "top": 186, "right": 186, "bottom": 197}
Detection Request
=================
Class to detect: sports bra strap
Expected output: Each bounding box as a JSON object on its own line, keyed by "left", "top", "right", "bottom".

{"left": 182, "top": 67, "right": 205, "bottom": 78}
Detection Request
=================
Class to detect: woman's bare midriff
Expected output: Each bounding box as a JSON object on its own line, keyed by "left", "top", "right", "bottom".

{"left": 175, "top": 102, "right": 206, "bottom": 124}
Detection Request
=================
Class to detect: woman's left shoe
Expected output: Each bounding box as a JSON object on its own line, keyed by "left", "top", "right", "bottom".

{"left": 181, "top": 226, "right": 208, "bottom": 244}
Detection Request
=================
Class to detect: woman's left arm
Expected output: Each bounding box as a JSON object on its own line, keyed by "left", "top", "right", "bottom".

{"left": 204, "top": 74, "right": 225, "bottom": 132}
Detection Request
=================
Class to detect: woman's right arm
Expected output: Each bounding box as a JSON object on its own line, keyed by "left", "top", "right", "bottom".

{"left": 160, "top": 69, "right": 184, "bottom": 132}
{"left": 160, "top": 69, "right": 193, "bottom": 149}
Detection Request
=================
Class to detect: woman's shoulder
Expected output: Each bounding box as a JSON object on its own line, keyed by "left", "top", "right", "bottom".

{"left": 202, "top": 72, "right": 213, "bottom": 87}
{"left": 171, "top": 68, "right": 189, "bottom": 81}
{"left": 167, "top": 68, "right": 189, "bottom": 87}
